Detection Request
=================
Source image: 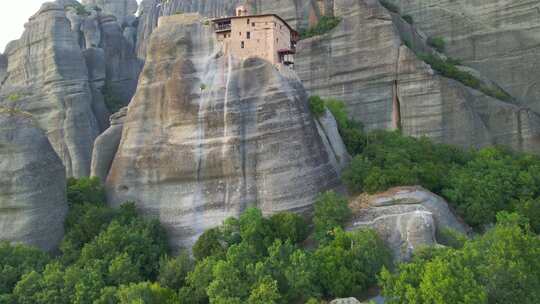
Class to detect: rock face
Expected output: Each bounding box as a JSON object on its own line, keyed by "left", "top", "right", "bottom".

{"left": 295, "top": 0, "right": 540, "bottom": 152}
{"left": 0, "top": 2, "right": 103, "bottom": 177}
{"left": 106, "top": 14, "right": 340, "bottom": 250}
{"left": 0, "top": 109, "right": 67, "bottom": 252}
{"left": 348, "top": 186, "right": 468, "bottom": 261}
{"left": 82, "top": 0, "right": 139, "bottom": 24}
{"left": 0, "top": 1, "right": 141, "bottom": 177}
{"left": 330, "top": 298, "right": 361, "bottom": 304}
{"left": 91, "top": 107, "right": 127, "bottom": 182}
{"left": 382, "top": 0, "right": 540, "bottom": 113}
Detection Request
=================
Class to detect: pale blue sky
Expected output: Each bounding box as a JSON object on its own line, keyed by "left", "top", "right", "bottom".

{"left": 0, "top": 0, "right": 142, "bottom": 53}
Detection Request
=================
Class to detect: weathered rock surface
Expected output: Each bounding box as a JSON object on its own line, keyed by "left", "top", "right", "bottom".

{"left": 347, "top": 186, "right": 468, "bottom": 261}
{"left": 382, "top": 0, "right": 540, "bottom": 113}
{"left": 315, "top": 109, "right": 351, "bottom": 174}
{"left": 0, "top": 109, "right": 67, "bottom": 252}
{"left": 82, "top": 0, "right": 139, "bottom": 24}
{"left": 296, "top": 0, "right": 540, "bottom": 152}
{"left": 0, "top": 2, "right": 103, "bottom": 177}
{"left": 0, "top": 54, "right": 6, "bottom": 82}
{"left": 106, "top": 14, "right": 340, "bottom": 250}
{"left": 91, "top": 107, "right": 127, "bottom": 182}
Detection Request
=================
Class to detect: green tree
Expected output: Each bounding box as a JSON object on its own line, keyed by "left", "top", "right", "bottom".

{"left": 269, "top": 212, "right": 309, "bottom": 244}
{"left": 157, "top": 252, "right": 193, "bottom": 290}
{"left": 0, "top": 242, "right": 49, "bottom": 295}
{"left": 247, "top": 277, "right": 281, "bottom": 304}
{"left": 192, "top": 228, "right": 226, "bottom": 261}
{"left": 313, "top": 191, "right": 352, "bottom": 242}
{"left": 67, "top": 177, "right": 106, "bottom": 206}
{"left": 308, "top": 96, "right": 326, "bottom": 117}
{"left": 116, "top": 282, "right": 177, "bottom": 304}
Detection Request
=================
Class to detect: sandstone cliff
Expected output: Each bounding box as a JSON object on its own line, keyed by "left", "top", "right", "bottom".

{"left": 105, "top": 14, "right": 341, "bottom": 250}
{"left": 295, "top": 0, "right": 540, "bottom": 152}
{"left": 382, "top": 0, "right": 540, "bottom": 113}
{"left": 0, "top": 1, "right": 141, "bottom": 177}
{"left": 0, "top": 109, "right": 67, "bottom": 252}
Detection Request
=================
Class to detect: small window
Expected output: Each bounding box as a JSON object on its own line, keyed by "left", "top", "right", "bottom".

{"left": 241, "top": 41, "right": 245, "bottom": 48}
{"left": 247, "top": 32, "right": 251, "bottom": 39}
{"left": 247, "top": 19, "right": 250, "bottom": 24}
{"left": 239, "top": 32, "right": 242, "bottom": 36}
{"left": 252, "top": 22, "right": 255, "bottom": 27}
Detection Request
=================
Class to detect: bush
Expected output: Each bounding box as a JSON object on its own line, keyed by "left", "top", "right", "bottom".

{"left": 192, "top": 228, "right": 227, "bottom": 261}
{"left": 427, "top": 36, "right": 446, "bottom": 53}
{"left": 7, "top": 93, "right": 21, "bottom": 102}
{"left": 300, "top": 16, "right": 342, "bottom": 39}
{"left": 308, "top": 96, "right": 326, "bottom": 117}
{"left": 313, "top": 191, "right": 352, "bottom": 242}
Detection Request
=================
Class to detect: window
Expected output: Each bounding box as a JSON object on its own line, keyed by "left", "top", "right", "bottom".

{"left": 247, "top": 32, "right": 251, "bottom": 39}
{"left": 239, "top": 32, "right": 241, "bottom": 36}
{"left": 252, "top": 22, "right": 255, "bottom": 27}
{"left": 241, "top": 41, "right": 245, "bottom": 48}
{"left": 247, "top": 19, "right": 250, "bottom": 24}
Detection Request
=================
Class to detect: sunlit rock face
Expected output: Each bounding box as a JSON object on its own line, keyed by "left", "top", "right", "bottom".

{"left": 0, "top": 109, "right": 67, "bottom": 252}
{"left": 106, "top": 14, "right": 341, "bottom": 250}
{"left": 295, "top": 0, "right": 540, "bottom": 152}
{"left": 381, "top": 0, "right": 540, "bottom": 113}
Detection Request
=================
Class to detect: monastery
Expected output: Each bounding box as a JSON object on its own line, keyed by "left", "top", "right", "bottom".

{"left": 211, "top": 5, "right": 299, "bottom": 68}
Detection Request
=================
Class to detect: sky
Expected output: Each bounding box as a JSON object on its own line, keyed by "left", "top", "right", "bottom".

{"left": 0, "top": 0, "right": 143, "bottom": 53}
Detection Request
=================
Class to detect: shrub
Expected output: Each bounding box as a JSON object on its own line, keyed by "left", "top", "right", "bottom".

{"left": 427, "top": 36, "right": 446, "bottom": 53}
{"left": 7, "top": 93, "right": 21, "bottom": 102}
{"left": 66, "top": 3, "right": 90, "bottom": 16}
{"left": 300, "top": 16, "right": 342, "bottom": 39}
{"left": 436, "top": 227, "right": 467, "bottom": 249}
{"left": 313, "top": 191, "right": 352, "bottom": 242}
{"left": 308, "top": 96, "right": 326, "bottom": 117}
{"left": 67, "top": 177, "right": 105, "bottom": 206}
{"left": 192, "top": 228, "right": 226, "bottom": 261}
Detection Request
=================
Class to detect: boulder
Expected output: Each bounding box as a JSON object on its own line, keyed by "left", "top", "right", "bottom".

{"left": 330, "top": 298, "right": 361, "bottom": 304}
{"left": 91, "top": 107, "right": 127, "bottom": 182}
{"left": 347, "top": 186, "right": 468, "bottom": 261}
{"left": 0, "top": 2, "right": 102, "bottom": 177}
{"left": 0, "top": 108, "right": 67, "bottom": 252}
{"left": 106, "top": 14, "right": 340, "bottom": 250}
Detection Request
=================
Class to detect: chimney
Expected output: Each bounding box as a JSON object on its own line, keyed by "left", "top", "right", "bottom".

{"left": 235, "top": 5, "right": 248, "bottom": 16}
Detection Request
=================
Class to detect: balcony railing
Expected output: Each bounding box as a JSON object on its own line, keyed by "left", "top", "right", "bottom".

{"left": 214, "top": 23, "right": 231, "bottom": 32}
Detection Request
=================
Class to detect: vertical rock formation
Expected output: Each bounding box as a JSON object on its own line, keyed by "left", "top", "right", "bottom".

{"left": 91, "top": 107, "right": 127, "bottom": 182}
{"left": 0, "top": 2, "right": 102, "bottom": 177}
{"left": 0, "top": 109, "right": 67, "bottom": 252}
{"left": 295, "top": 0, "right": 540, "bottom": 152}
{"left": 82, "top": 0, "right": 139, "bottom": 25}
{"left": 381, "top": 0, "right": 540, "bottom": 113}
{"left": 106, "top": 14, "right": 340, "bottom": 250}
